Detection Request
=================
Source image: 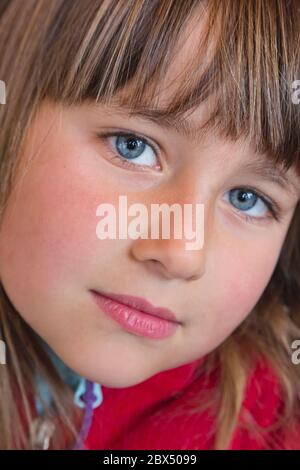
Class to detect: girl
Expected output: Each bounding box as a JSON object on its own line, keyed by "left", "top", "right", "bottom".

{"left": 0, "top": 0, "right": 299, "bottom": 450}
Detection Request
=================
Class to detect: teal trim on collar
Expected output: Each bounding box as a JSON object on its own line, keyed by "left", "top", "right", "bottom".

{"left": 34, "top": 338, "right": 90, "bottom": 415}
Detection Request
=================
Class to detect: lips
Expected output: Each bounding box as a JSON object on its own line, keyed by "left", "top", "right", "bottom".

{"left": 90, "top": 289, "right": 181, "bottom": 324}
{"left": 90, "top": 289, "right": 181, "bottom": 339}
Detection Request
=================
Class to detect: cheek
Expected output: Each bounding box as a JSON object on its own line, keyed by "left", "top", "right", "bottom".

{"left": 215, "top": 235, "right": 284, "bottom": 330}
{"left": 184, "top": 233, "right": 287, "bottom": 362}
{"left": 0, "top": 152, "right": 118, "bottom": 308}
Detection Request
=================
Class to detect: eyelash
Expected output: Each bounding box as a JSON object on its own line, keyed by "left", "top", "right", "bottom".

{"left": 229, "top": 188, "right": 282, "bottom": 224}
{"left": 98, "top": 130, "right": 160, "bottom": 170}
{"left": 97, "top": 130, "right": 283, "bottom": 224}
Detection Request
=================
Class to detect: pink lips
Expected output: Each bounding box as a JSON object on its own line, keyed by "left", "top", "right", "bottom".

{"left": 90, "top": 290, "right": 181, "bottom": 339}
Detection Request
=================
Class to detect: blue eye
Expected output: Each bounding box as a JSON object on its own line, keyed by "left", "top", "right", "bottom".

{"left": 224, "top": 188, "right": 280, "bottom": 223}
{"left": 98, "top": 131, "right": 160, "bottom": 169}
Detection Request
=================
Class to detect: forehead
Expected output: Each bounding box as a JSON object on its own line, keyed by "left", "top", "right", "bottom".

{"left": 113, "top": 4, "right": 211, "bottom": 111}
{"left": 154, "top": 7, "right": 211, "bottom": 106}
{"left": 106, "top": 8, "right": 217, "bottom": 143}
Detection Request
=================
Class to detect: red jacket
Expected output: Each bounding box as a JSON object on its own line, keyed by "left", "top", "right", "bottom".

{"left": 83, "top": 357, "right": 299, "bottom": 450}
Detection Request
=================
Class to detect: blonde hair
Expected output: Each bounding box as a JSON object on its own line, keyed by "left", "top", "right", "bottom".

{"left": 0, "top": 0, "right": 300, "bottom": 449}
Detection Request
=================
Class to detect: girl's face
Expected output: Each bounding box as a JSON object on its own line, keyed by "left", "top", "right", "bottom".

{"left": 0, "top": 24, "right": 299, "bottom": 386}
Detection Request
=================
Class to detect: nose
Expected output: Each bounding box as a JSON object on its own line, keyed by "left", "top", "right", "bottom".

{"left": 129, "top": 168, "right": 207, "bottom": 281}
{"left": 130, "top": 234, "right": 206, "bottom": 281}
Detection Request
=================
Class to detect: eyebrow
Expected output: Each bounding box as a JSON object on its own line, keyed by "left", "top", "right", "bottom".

{"left": 107, "top": 103, "right": 204, "bottom": 140}
{"left": 103, "top": 104, "right": 300, "bottom": 196}
{"left": 240, "top": 158, "right": 299, "bottom": 197}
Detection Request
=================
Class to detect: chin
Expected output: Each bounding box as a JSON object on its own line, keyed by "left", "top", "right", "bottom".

{"left": 65, "top": 356, "right": 154, "bottom": 389}
{"left": 98, "top": 367, "right": 156, "bottom": 389}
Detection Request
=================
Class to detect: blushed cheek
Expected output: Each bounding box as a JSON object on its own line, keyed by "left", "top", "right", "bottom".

{"left": 0, "top": 154, "right": 117, "bottom": 309}
{"left": 221, "top": 241, "right": 283, "bottom": 327}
